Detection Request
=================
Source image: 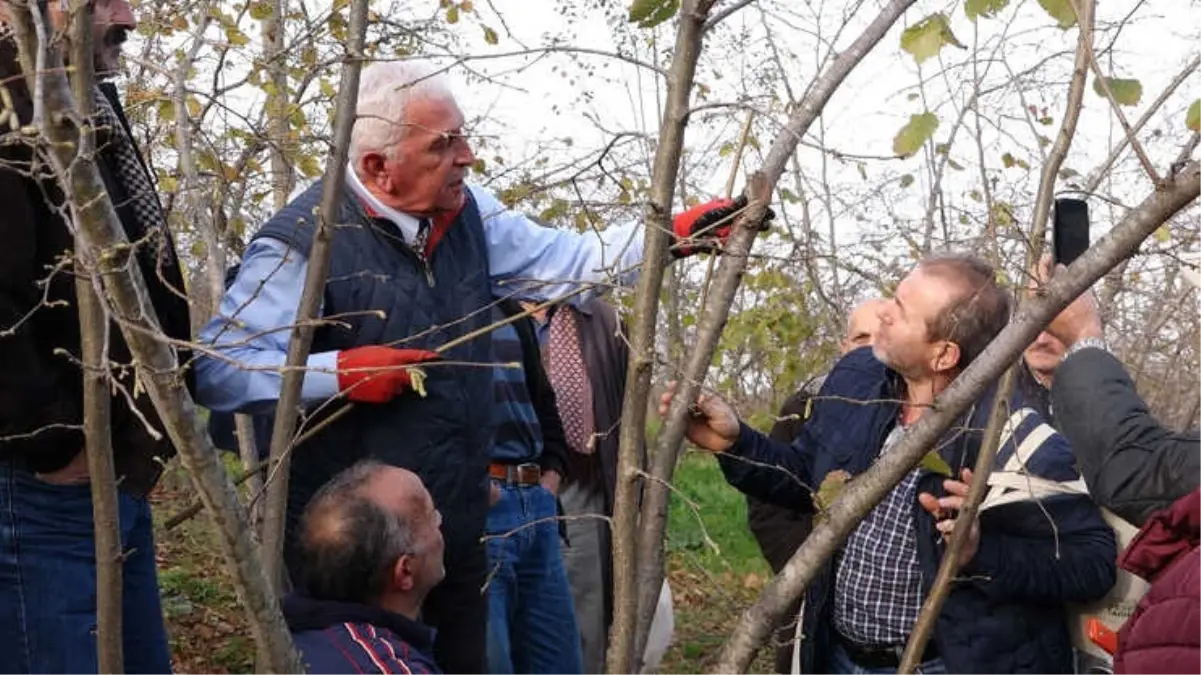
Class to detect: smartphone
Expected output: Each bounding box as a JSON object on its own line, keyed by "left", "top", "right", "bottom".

{"left": 1053, "top": 198, "right": 1090, "bottom": 266}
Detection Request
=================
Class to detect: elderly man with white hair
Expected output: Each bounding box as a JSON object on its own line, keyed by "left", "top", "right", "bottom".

{"left": 194, "top": 61, "right": 764, "bottom": 672}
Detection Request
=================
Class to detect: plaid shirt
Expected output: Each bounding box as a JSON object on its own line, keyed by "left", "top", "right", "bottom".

{"left": 832, "top": 424, "right": 925, "bottom": 646}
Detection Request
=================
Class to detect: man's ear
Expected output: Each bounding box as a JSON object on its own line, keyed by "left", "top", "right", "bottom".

{"left": 932, "top": 341, "right": 961, "bottom": 375}
{"left": 391, "top": 554, "right": 416, "bottom": 593}
{"left": 360, "top": 153, "right": 389, "bottom": 189}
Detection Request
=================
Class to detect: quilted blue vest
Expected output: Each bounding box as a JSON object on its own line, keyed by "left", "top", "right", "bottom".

{"left": 254, "top": 181, "right": 494, "bottom": 561}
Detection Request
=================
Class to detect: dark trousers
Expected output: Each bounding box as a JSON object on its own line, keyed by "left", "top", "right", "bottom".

{"left": 422, "top": 536, "right": 490, "bottom": 673}
{"left": 0, "top": 462, "right": 172, "bottom": 673}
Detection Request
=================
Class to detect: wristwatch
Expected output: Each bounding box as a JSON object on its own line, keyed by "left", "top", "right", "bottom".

{"left": 1065, "top": 335, "right": 1108, "bottom": 359}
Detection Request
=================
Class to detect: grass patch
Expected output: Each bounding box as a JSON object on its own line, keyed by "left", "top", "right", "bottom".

{"left": 659, "top": 451, "right": 774, "bottom": 674}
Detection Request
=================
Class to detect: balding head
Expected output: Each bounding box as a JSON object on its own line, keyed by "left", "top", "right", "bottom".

{"left": 299, "top": 461, "right": 444, "bottom": 616}
{"left": 841, "top": 298, "right": 886, "bottom": 355}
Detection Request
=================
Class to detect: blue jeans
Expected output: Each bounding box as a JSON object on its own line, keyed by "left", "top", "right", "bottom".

{"left": 829, "top": 641, "right": 947, "bottom": 674}
{"left": 485, "top": 482, "right": 583, "bottom": 674}
{"left": 0, "top": 463, "right": 171, "bottom": 673}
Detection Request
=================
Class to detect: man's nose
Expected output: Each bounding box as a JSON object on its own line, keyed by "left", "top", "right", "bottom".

{"left": 99, "top": 0, "right": 137, "bottom": 31}
{"left": 454, "top": 138, "right": 476, "bottom": 167}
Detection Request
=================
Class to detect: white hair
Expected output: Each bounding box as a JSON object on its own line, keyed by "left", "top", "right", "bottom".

{"left": 349, "top": 61, "right": 456, "bottom": 171}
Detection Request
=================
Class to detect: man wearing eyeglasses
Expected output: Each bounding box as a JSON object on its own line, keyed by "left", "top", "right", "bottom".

{"left": 195, "top": 60, "right": 766, "bottom": 673}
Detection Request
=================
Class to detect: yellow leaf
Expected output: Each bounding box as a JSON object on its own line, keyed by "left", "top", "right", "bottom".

{"left": 298, "top": 155, "right": 322, "bottom": 178}
{"left": 1093, "top": 77, "right": 1143, "bottom": 107}
{"left": 1187, "top": 100, "right": 1200, "bottom": 132}
{"left": 482, "top": 25, "right": 499, "bottom": 45}
{"left": 319, "top": 79, "right": 336, "bottom": 98}
{"left": 225, "top": 27, "right": 250, "bottom": 47}
{"left": 893, "top": 112, "right": 939, "bottom": 158}
{"left": 814, "top": 469, "right": 852, "bottom": 514}
{"left": 900, "top": 13, "right": 964, "bottom": 65}
{"left": 185, "top": 95, "right": 201, "bottom": 118}
{"left": 249, "top": 1, "right": 272, "bottom": 20}
{"left": 409, "top": 368, "right": 428, "bottom": 397}
{"left": 918, "top": 452, "right": 953, "bottom": 477}
{"left": 1154, "top": 226, "right": 1170, "bottom": 243}
{"left": 446, "top": 5, "right": 459, "bottom": 23}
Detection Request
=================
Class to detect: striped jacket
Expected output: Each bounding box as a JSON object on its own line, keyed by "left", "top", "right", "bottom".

{"left": 283, "top": 593, "right": 441, "bottom": 674}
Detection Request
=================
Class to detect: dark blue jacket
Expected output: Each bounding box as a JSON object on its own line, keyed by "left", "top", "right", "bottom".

{"left": 718, "top": 347, "right": 1117, "bottom": 673}
{"left": 254, "top": 182, "right": 495, "bottom": 573}
{"left": 284, "top": 593, "right": 440, "bottom": 674}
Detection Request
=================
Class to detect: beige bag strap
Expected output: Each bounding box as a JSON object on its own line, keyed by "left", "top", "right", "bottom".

{"left": 981, "top": 408, "right": 1087, "bottom": 512}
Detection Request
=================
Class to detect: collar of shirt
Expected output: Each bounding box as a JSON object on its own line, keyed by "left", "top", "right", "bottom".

{"left": 344, "top": 164, "right": 423, "bottom": 244}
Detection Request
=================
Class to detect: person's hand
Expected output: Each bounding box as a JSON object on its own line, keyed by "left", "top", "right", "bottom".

{"left": 657, "top": 381, "right": 740, "bottom": 452}
{"left": 1034, "top": 254, "right": 1104, "bottom": 348}
{"left": 670, "top": 194, "right": 774, "bottom": 258}
{"left": 34, "top": 450, "right": 89, "bottom": 486}
{"left": 336, "top": 346, "right": 441, "bottom": 404}
{"left": 918, "top": 468, "right": 981, "bottom": 567}
{"left": 540, "top": 469, "right": 562, "bottom": 497}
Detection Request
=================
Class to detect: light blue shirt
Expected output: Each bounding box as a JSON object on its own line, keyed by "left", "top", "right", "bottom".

{"left": 194, "top": 182, "right": 644, "bottom": 414}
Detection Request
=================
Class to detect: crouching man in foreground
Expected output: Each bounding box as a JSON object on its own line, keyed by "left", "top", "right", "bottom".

{"left": 285, "top": 461, "right": 446, "bottom": 674}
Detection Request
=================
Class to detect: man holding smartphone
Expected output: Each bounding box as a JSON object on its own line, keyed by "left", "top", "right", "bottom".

{"left": 1039, "top": 254, "right": 1199, "bottom": 673}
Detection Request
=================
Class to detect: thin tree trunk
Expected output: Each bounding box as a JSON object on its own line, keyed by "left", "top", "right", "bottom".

{"left": 236, "top": 414, "right": 263, "bottom": 533}
{"left": 70, "top": 4, "right": 122, "bottom": 670}
{"left": 712, "top": 161, "right": 1199, "bottom": 673}
{"left": 77, "top": 262, "right": 125, "bottom": 674}
{"left": 631, "top": 0, "right": 919, "bottom": 664}
{"left": 898, "top": 365, "right": 1018, "bottom": 673}
{"left": 607, "top": 2, "right": 716, "bottom": 671}
{"left": 5, "top": 5, "right": 303, "bottom": 670}
{"left": 260, "top": 0, "right": 369, "bottom": 596}
{"left": 264, "top": 0, "right": 294, "bottom": 209}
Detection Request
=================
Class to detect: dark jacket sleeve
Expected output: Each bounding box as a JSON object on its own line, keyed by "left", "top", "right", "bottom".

{"left": 1051, "top": 347, "right": 1201, "bottom": 527}
{"left": 718, "top": 423, "right": 818, "bottom": 512}
{"left": 964, "top": 409, "right": 1117, "bottom": 604}
{"left": 745, "top": 390, "right": 816, "bottom": 573}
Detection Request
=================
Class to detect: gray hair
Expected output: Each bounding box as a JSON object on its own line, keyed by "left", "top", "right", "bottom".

{"left": 349, "top": 61, "right": 456, "bottom": 172}
{"left": 298, "top": 460, "right": 419, "bottom": 604}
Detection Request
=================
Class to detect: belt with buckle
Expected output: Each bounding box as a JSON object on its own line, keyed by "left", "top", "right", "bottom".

{"left": 488, "top": 462, "right": 541, "bottom": 486}
{"left": 837, "top": 632, "right": 939, "bottom": 669}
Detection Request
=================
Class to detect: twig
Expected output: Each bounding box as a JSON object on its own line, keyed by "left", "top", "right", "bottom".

{"left": 698, "top": 110, "right": 755, "bottom": 315}
{"left": 1065, "top": 0, "right": 1161, "bottom": 185}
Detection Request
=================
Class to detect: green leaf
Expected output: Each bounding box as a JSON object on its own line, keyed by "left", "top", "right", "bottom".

{"left": 1186, "top": 99, "right": 1200, "bottom": 132}
{"left": 225, "top": 27, "right": 249, "bottom": 47}
{"left": 899, "top": 174, "right": 915, "bottom": 188}
{"left": 629, "top": 0, "right": 678, "bottom": 26}
{"left": 893, "top": 112, "right": 939, "bottom": 158}
{"left": 814, "top": 470, "right": 852, "bottom": 514}
{"left": 1093, "top": 77, "right": 1143, "bottom": 107}
{"left": 248, "top": 1, "right": 272, "bottom": 20}
{"left": 965, "top": 0, "right": 1008, "bottom": 22}
{"left": 900, "top": 13, "right": 965, "bottom": 65}
{"left": 482, "top": 25, "right": 499, "bottom": 45}
{"left": 1037, "top": 0, "right": 1076, "bottom": 29}
{"left": 919, "top": 452, "right": 953, "bottom": 477}
{"left": 993, "top": 201, "right": 1016, "bottom": 227}
{"left": 156, "top": 99, "right": 176, "bottom": 121}
{"left": 1154, "top": 226, "right": 1170, "bottom": 243}
{"left": 947, "top": 158, "right": 964, "bottom": 171}
{"left": 298, "top": 155, "right": 322, "bottom": 178}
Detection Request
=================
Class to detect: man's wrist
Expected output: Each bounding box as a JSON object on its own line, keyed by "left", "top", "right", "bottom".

{"left": 1065, "top": 335, "right": 1108, "bottom": 360}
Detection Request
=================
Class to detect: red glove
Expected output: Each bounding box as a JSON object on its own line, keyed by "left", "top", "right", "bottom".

{"left": 671, "top": 194, "right": 774, "bottom": 258}
{"left": 336, "top": 346, "right": 440, "bottom": 404}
